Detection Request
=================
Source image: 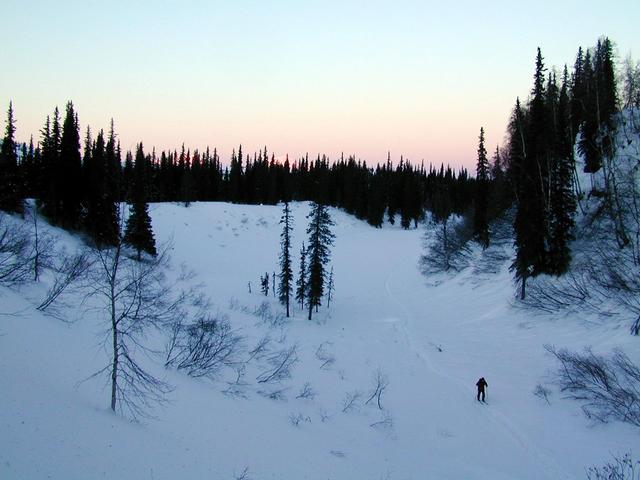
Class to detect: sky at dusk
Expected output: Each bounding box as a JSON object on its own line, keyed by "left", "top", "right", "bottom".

{"left": 2, "top": 0, "right": 639, "bottom": 170}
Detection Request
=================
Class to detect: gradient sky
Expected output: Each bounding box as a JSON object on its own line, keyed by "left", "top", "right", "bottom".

{"left": 2, "top": 1, "right": 639, "bottom": 170}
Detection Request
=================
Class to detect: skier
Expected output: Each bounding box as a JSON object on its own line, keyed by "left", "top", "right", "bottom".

{"left": 476, "top": 377, "right": 488, "bottom": 402}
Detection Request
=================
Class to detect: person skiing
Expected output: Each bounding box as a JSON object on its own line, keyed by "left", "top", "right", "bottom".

{"left": 476, "top": 377, "right": 488, "bottom": 402}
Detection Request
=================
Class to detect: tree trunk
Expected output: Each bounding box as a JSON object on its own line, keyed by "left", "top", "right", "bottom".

{"left": 520, "top": 273, "right": 527, "bottom": 300}
{"left": 110, "top": 245, "right": 121, "bottom": 412}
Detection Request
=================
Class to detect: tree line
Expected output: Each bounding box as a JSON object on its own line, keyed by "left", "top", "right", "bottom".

{"left": 0, "top": 101, "right": 476, "bottom": 250}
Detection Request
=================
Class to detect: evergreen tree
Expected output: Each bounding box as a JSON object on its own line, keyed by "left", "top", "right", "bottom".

{"left": 305, "top": 202, "right": 335, "bottom": 320}
{"left": 509, "top": 98, "right": 536, "bottom": 299}
{"left": 123, "top": 143, "right": 156, "bottom": 260}
{"left": 229, "top": 145, "right": 243, "bottom": 203}
{"left": 548, "top": 67, "right": 576, "bottom": 274}
{"left": 570, "top": 46, "right": 587, "bottom": 139}
{"left": 85, "top": 130, "right": 119, "bottom": 246}
{"left": 58, "top": 102, "right": 83, "bottom": 228}
{"left": 578, "top": 49, "right": 601, "bottom": 173}
{"left": 511, "top": 49, "right": 551, "bottom": 296}
{"left": 0, "top": 101, "right": 23, "bottom": 213}
{"left": 278, "top": 202, "right": 294, "bottom": 317}
{"left": 260, "top": 272, "right": 269, "bottom": 296}
{"left": 473, "top": 127, "right": 490, "bottom": 249}
{"left": 295, "top": 242, "right": 307, "bottom": 310}
{"left": 326, "top": 266, "right": 335, "bottom": 308}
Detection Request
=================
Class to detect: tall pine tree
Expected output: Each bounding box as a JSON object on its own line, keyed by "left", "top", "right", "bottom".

{"left": 278, "top": 202, "right": 294, "bottom": 317}
{"left": 123, "top": 143, "right": 156, "bottom": 260}
{"left": 547, "top": 66, "right": 576, "bottom": 274}
{"left": 0, "top": 101, "right": 23, "bottom": 213}
{"left": 295, "top": 242, "right": 307, "bottom": 310}
{"left": 58, "top": 102, "right": 83, "bottom": 228}
{"left": 305, "top": 202, "right": 335, "bottom": 321}
{"left": 473, "top": 127, "right": 490, "bottom": 249}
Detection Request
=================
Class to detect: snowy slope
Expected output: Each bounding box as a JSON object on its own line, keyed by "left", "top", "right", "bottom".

{"left": 1, "top": 201, "right": 638, "bottom": 480}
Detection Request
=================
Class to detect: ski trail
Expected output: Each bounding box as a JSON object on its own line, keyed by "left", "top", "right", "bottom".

{"left": 383, "top": 269, "right": 573, "bottom": 480}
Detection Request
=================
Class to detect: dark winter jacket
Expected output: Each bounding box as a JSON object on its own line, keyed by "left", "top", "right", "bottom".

{"left": 476, "top": 378, "right": 488, "bottom": 391}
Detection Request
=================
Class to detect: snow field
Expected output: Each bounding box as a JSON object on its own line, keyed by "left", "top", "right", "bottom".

{"left": 1, "top": 200, "right": 638, "bottom": 479}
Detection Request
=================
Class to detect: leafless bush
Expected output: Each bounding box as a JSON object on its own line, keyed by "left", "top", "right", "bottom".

{"left": 233, "top": 466, "right": 253, "bottom": 480}
{"left": 296, "top": 382, "right": 316, "bottom": 400}
{"left": 420, "top": 214, "right": 472, "bottom": 275}
{"left": 341, "top": 390, "right": 363, "bottom": 413}
{"left": 257, "top": 387, "right": 288, "bottom": 401}
{"left": 365, "top": 369, "right": 389, "bottom": 410}
{"left": 37, "top": 251, "right": 92, "bottom": 312}
{"left": 315, "top": 410, "right": 330, "bottom": 423}
{"left": 247, "top": 335, "right": 272, "bottom": 362}
{"left": 253, "top": 301, "right": 286, "bottom": 328}
{"left": 0, "top": 214, "right": 33, "bottom": 285}
{"left": 256, "top": 345, "right": 299, "bottom": 383}
{"left": 289, "top": 412, "right": 311, "bottom": 427}
{"left": 533, "top": 383, "right": 552, "bottom": 405}
{"left": 546, "top": 345, "right": 640, "bottom": 427}
{"left": 27, "top": 207, "right": 56, "bottom": 282}
{"left": 165, "top": 313, "right": 244, "bottom": 379}
{"left": 587, "top": 452, "right": 639, "bottom": 480}
{"left": 222, "top": 365, "right": 250, "bottom": 399}
{"left": 370, "top": 410, "right": 394, "bottom": 431}
{"left": 520, "top": 271, "right": 603, "bottom": 315}
{"left": 315, "top": 341, "right": 336, "bottom": 370}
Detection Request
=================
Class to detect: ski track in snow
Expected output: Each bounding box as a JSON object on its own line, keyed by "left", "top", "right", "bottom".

{"left": 383, "top": 268, "right": 572, "bottom": 480}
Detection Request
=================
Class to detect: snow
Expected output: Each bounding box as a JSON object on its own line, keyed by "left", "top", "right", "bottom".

{"left": 1, "top": 200, "right": 638, "bottom": 480}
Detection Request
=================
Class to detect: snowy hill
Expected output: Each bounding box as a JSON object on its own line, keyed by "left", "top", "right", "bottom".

{"left": 1, "top": 201, "right": 638, "bottom": 479}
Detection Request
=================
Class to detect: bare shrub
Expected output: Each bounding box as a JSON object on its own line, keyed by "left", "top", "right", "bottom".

{"left": 289, "top": 412, "right": 311, "bottom": 427}
{"left": 341, "top": 390, "right": 363, "bottom": 413}
{"left": 37, "top": 251, "right": 92, "bottom": 312}
{"left": 222, "top": 365, "right": 249, "bottom": 399}
{"left": 296, "top": 382, "right": 316, "bottom": 400}
{"left": 315, "top": 341, "right": 336, "bottom": 370}
{"left": 365, "top": 368, "right": 389, "bottom": 410}
{"left": 420, "top": 214, "right": 472, "bottom": 275}
{"left": 587, "top": 452, "right": 639, "bottom": 480}
{"left": 165, "top": 313, "right": 244, "bottom": 379}
{"left": 533, "top": 383, "right": 552, "bottom": 405}
{"left": 257, "top": 387, "right": 288, "bottom": 401}
{"left": 546, "top": 345, "right": 640, "bottom": 427}
{"left": 370, "top": 410, "right": 394, "bottom": 430}
{"left": 253, "top": 300, "right": 287, "bottom": 328}
{"left": 247, "top": 335, "right": 271, "bottom": 362}
{"left": 233, "top": 466, "right": 252, "bottom": 480}
{"left": 0, "top": 214, "right": 32, "bottom": 285}
{"left": 256, "top": 345, "right": 299, "bottom": 383}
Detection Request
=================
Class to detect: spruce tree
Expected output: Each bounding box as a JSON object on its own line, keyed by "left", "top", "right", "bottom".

{"left": 512, "top": 49, "right": 550, "bottom": 292}
{"left": 578, "top": 49, "right": 601, "bottom": 174}
{"left": 123, "top": 143, "right": 156, "bottom": 260}
{"left": 473, "top": 127, "right": 490, "bottom": 249}
{"left": 0, "top": 101, "right": 23, "bottom": 213}
{"left": 85, "top": 130, "right": 119, "bottom": 246}
{"left": 326, "top": 266, "right": 335, "bottom": 308}
{"left": 305, "top": 202, "right": 335, "bottom": 320}
{"left": 509, "top": 98, "right": 534, "bottom": 299}
{"left": 278, "top": 202, "right": 294, "bottom": 317}
{"left": 58, "top": 102, "right": 83, "bottom": 228}
{"left": 548, "top": 67, "right": 576, "bottom": 274}
{"left": 570, "top": 46, "right": 586, "bottom": 139}
{"left": 295, "top": 242, "right": 307, "bottom": 310}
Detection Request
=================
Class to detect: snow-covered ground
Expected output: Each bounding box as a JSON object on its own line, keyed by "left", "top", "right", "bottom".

{"left": 1, "top": 201, "right": 638, "bottom": 479}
